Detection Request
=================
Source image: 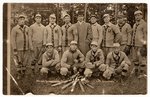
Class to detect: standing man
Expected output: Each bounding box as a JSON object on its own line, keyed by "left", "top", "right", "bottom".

{"left": 44, "top": 14, "right": 62, "bottom": 56}
{"left": 84, "top": 41, "right": 105, "bottom": 79}
{"left": 29, "top": 13, "right": 45, "bottom": 73}
{"left": 131, "top": 10, "right": 147, "bottom": 76}
{"left": 61, "top": 14, "right": 78, "bottom": 52}
{"left": 102, "top": 14, "right": 121, "bottom": 60}
{"left": 116, "top": 14, "right": 132, "bottom": 55}
{"left": 90, "top": 14, "right": 103, "bottom": 48}
{"left": 11, "top": 14, "right": 30, "bottom": 79}
{"left": 74, "top": 11, "right": 92, "bottom": 56}
{"left": 60, "top": 41, "right": 84, "bottom": 77}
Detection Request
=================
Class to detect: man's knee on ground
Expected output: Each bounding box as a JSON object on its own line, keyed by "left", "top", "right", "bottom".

{"left": 60, "top": 67, "right": 68, "bottom": 76}
{"left": 98, "top": 64, "right": 108, "bottom": 72}
{"left": 40, "top": 67, "right": 49, "bottom": 74}
{"left": 84, "top": 68, "right": 93, "bottom": 78}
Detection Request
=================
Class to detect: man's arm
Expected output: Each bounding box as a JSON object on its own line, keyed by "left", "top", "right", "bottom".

{"left": 11, "top": 28, "right": 17, "bottom": 51}
{"left": 42, "top": 54, "right": 54, "bottom": 67}
{"left": 97, "top": 25, "right": 103, "bottom": 47}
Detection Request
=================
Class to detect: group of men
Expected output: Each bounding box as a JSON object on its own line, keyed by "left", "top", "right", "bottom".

{"left": 11, "top": 10, "right": 147, "bottom": 80}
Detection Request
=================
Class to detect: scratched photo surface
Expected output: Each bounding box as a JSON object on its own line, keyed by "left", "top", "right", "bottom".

{"left": 3, "top": 3, "right": 147, "bottom": 95}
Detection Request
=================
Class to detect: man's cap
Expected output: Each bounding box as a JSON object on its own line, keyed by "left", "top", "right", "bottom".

{"left": 46, "top": 43, "right": 53, "bottom": 47}
{"left": 35, "top": 13, "right": 41, "bottom": 18}
{"left": 103, "top": 14, "right": 110, "bottom": 18}
{"left": 91, "top": 41, "right": 98, "bottom": 46}
{"left": 63, "top": 14, "right": 70, "bottom": 19}
{"left": 113, "top": 43, "right": 120, "bottom": 47}
{"left": 49, "top": 14, "right": 56, "bottom": 18}
{"left": 90, "top": 14, "right": 97, "bottom": 19}
{"left": 70, "top": 41, "right": 78, "bottom": 45}
{"left": 134, "top": 10, "right": 143, "bottom": 15}
{"left": 77, "top": 11, "right": 84, "bottom": 16}
{"left": 18, "top": 14, "right": 25, "bottom": 18}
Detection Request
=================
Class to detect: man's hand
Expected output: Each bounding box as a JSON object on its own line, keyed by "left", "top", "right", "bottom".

{"left": 73, "top": 66, "right": 77, "bottom": 73}
{"left": 74, "top": 59, "right": 79, "bottom": 64}
{"left": 58, "top": 46, "right": 62, "bottom": 52}
{"left": 13, "top": 49, "right": 18, "bottom": 56}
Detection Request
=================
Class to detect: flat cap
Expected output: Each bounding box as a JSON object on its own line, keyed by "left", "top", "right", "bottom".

{"left": 113, "top": 43, "right": 120, "bottom": 47}
{"left": 46, "top": 43, "right": 53, "bottom": 47}
{"left": 91, "top": 41, "right": 98, "bottom": 46}
{"left": 103, "top": 14, "right": 110, "bottom": 18}
{"left": 49, "top": 14, "right": 56, "bottom": 18}
{"left": 90, "top": 14, "right": 97, "bottom": 18}
{"left": 35, "top": 13, "right": 41, "bottom": 18}
{"left": 134, "top": 10, "right": 143, "bottom": 15}
{"left": 18, "top": 14, "right": 25, "bottom": 18}
{"left": 70, "top": 41, "right": 78, "bottom": 45}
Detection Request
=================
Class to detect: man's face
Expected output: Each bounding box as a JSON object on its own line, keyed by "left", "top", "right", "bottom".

{"left": 135, "top": 14, "right": 143, "bottom": 21}
{"left": 46, "top": 46, "right": 53, "bottom": 56}
{"left": 114, "top": 47, "right": 120, "bottom": 54}
{"left": 70, "top": 44, "right": 77, "bottom": 51}
{"left": 77, "top": 15, "right": 84, "bottom": 22}
{"left": 18, "top": 17, "right": 25, "bottom": 25}
{"left": 90, "top": 17, "right": 97, "bottom": 24}
{"left": 64, "top": 16, "right": 71, "bottom": 23}
{"left": 118, "top": 18, "right": 124, "bottom": 24}
{"left": 104, "top": 16, "right": 110, "bottom": 23}
{"left": 35, "top": 17, "right": 41, "bottom": 24}
{"left": 49, "top": 17, "right": 56, "bottom": 24}
{"left": 91, "top": 45, "right": 98, "bottom": 52}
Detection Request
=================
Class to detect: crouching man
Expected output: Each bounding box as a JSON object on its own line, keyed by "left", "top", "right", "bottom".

{"left": 84, "top": 41, "right": 105, "bottom": 78}
{"left": 103, "top": 43, "right": 131, "bottom": 80}
{"left": 60, "top": 41, "right": 84, "bottom": 77}
{"left": 40, "top": 43, "right": 60, "bottom": 79}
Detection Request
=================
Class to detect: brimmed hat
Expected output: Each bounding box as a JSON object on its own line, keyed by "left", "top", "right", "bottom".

{"left": 103, "top": 14, "right": 110, "bottom": 18}
{"left": 35, "top": 13, "right": 41, "bottom": 18}
{"left": 49, "top": 14, "right": 56, "bottom": 18}
{"left": 46, "top": 43, "right": 53, "bottom": 47}
{"left": 18, "top": 14, "right": 25, "bottom": 18}
{"left": 91, "top": 41, "right": 98, "bottom": 46}
{"left": 134, "top": 10, "right": 143, "bottom": 15}
{"left": 70, "top": 41, "right": 78, "bottom": 45}
{"left": 113, "top": 43, "right": 120, "bottom": 47}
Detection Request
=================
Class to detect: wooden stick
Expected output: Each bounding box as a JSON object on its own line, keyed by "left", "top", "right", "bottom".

{"left": 51, "top": 80, "right": 71, "bottom": 87}
{"left": 85, "top": 83, "right": 94, "bottom": 89}
{"left": 61, "top": 81, "right": 74, "bottom": 90}
{"left": 70, "top": 77, "right": 78, "bottom": 92}
{"left": 79, "top": 80, "right": 85, "bottom": 92}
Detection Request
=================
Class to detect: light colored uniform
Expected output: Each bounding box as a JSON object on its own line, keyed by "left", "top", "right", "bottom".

{"left": 91, "top": 22, "right": 103, "bottom": 47}
{"left": 40, "top": 49, "right": 60, "bottom": 74}
{"left": 102, "top": 22, "right": 121, "bottom": 60}
{"left": 60, "top": 49, "right": 84, "bottom": 76}
{"left": 11, "top": 25, "right": 30, "bottom": 71}
{"left": 61, "top": 23, "right": 78, "bottom": 52}
{"left": 116, "top": 23, "right": 132, "bottom": 51}
{"left": 84, "top": 49, "right": 104, "bottom": 77}
{"left": 29, "top": 23, "right": 45, "bottom": 67}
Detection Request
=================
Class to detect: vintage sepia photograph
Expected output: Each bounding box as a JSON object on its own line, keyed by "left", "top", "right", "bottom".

{"left": 3, "top": 3, "right": 147, "bottom": 95}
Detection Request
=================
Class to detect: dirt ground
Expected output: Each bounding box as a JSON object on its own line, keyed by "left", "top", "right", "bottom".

{"left": 8, "top": 58, "right": 147, "bottom": 95}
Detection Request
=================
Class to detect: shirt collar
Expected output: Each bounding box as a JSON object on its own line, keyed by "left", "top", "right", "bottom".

{"left": 35, "top": 22, "right": 42, "bottom": 26}
{"left": 92, "top": 22, "right": 98, "bottom": 26}
{"left": 104, "top": 22, "right": 112, "bottom": 27}
{"left": 65, "top": 22, "right": 72, "bottom": 27}
{"left": 49, "top": 23, "right": 57, "bottom": 26}
{"left": 78, "top": 21, "right": 84, "bottom": 25}
{"left": 112, "top": 51, "right": 121, "bottom": 58}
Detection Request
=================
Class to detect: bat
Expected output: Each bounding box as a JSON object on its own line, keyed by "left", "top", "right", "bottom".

{"left": 70, "top": 77, "right": 78, "bottom": 92}
{"left": 79, "top": 80, "right": 85, "bottom": 92}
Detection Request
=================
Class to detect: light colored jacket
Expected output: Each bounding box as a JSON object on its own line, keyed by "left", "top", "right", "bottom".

{"left": 11, "top": 25, "right": 29, "bottom": 51}
{"left": 44, "top": 23, "right": 62, "bottom": 47}
{"left": 61, "top": 23, "right": 78, "bottom": 47}
{"left": 29, "top": 23, "right": 45, "bottom": 48}
{"left": 131, "top": 19, "right": 147, "bottom": 47}
{"left": 91, "top": 22, "right": 103, "bottom": 46}
{"left": 116, "top": 23, "right": 132, "bottom": 45}
{"left": 85, "top": 49, "right": 104, "bottom": 65}
{"left": 42, "top": 49, "right": 60, "bottom": 67}
{"left": 102, "top": 22, "right": 121, "bottom": 47}
{"left": 61, "top": 49, "right": 84, "bottom": 67}
{"left": 106, "top": 51, "right": 131, "bottom": 69}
